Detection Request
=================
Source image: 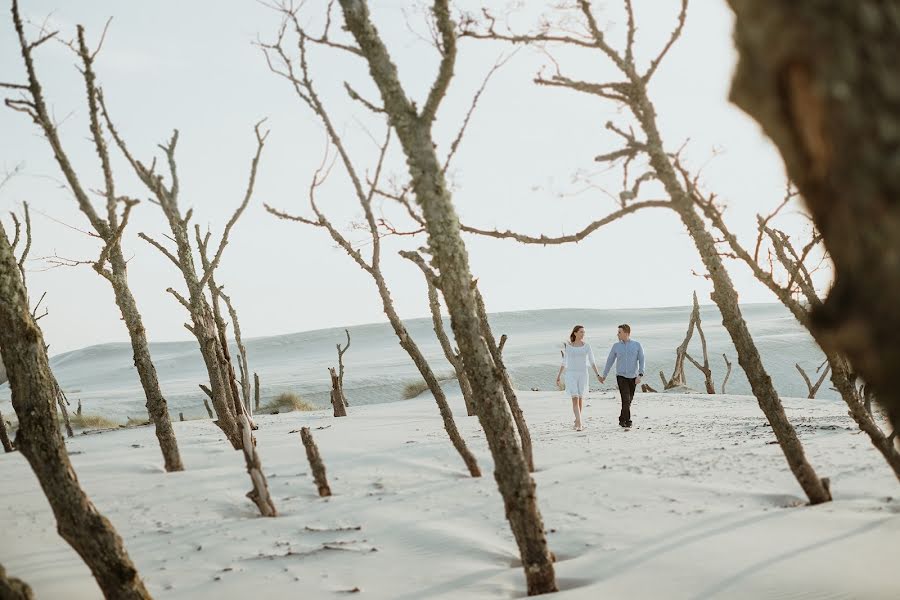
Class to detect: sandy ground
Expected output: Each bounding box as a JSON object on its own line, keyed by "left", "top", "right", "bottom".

{"left": 1, "top": 390, "right": 897, "bottom": 599}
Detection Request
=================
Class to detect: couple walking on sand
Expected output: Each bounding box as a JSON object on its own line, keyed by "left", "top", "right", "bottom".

{"left": 556, "top": 324, "right": 645, "bottom": 431}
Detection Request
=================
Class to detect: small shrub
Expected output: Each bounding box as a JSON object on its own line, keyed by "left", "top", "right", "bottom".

{"left": 402, "top": 371, "right": 459, "bottom": 399}
{"left": 261, "top": 392, "right": 315, "bottom": 414}
{"left": 69, "top": 413, "right": 119, "bottom": 430}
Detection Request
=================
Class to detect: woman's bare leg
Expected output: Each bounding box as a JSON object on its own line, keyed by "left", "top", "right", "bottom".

{"left": 572, "top": 396, "right": 582, "bottom": 430}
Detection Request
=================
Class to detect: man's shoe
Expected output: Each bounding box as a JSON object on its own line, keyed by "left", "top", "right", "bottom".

{"left": 625, "top": 421, "right": 633, "bottom": 428}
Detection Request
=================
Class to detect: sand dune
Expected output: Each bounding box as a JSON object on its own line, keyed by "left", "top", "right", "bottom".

{"left": 1, "top": 390, "right": 896, "bottom": 598}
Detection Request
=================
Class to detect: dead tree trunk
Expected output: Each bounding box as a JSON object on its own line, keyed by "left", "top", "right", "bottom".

{"left": 401, "top": 250, "right": 477, "bottom": 416}
{"left": 54, "top": 380, "right": 73, "bottom": 438}
{"left": 726, "top": 1, "right": 900, "bottom": 434}
{"left": 0, "top": 564, "right": 34, "bottom": 600}
{"left": 336, "top": 329, "right": 350, "bottom": 407}
{"left": 474, "top": 287, "right": 535, "bottom": 473}
{"left": 456, "top": 0, "right": 831, "bottom": 505}
{"left": 0, "top": 408, "right": 14, "bottom": 452}
{"left": 0, "top": 217, "right": 151, "bottom": 599}
{"left": 261, "top": 25, "right": 481, "bottom": 480}
{"left": 721, "top": 354, "right": 733, "bottom": 394}
{"left": 300, "top": 427, "right": 332, "bottom": 497}
{"left": 796, "top": 361, "right": 830, "bottom": 399}
{"left": 329, "top": 368, "right": 347, "bottom": 418}
{"left": 2, "top": 10, "right": 183, "bottom": 472}
{"left": 239, "top": 415, "right": 276, "bottom": 517}
{"left": 665, "top": 292, "right": 715, "bottom": 393}
{"left": 334, "top": 1, "right": 557, "bottom": 592}
{"left": 220, "top": 288, "right": 252, "bottom": 415}
{"left": 254, "top": 372, "right": 261, "bottom": 412}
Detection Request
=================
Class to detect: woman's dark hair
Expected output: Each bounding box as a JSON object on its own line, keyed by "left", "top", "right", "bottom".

{"left": 569, "top": 325, "right": 584, "bottom": 343}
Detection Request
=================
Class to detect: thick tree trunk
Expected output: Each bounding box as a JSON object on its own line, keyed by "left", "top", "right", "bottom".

{"left": 0, "top": 408, "right": 14, "bottom": 452}
{"left": 726, "top": 0, "right": 900, "bottom": 433}
{"left": 194, "top": 306, "right": 242, "bottom": 449}
{"left": 337, "top": 4, "right": 557, "bottom": 592}
{"left": 0, "top": 223, "right": 151, "bottom": 599}
{"left": 475, "top": 288, "right": 535, "bottom": 473}
{"left": 108, "top": 251, "right": 183, "bottom": 471}
{"left": 0, "top": 564, "right": 34, "bottom": 600}
{"left": 300, "top": 427, "right": 332, "bottom": 497}
{"left": 329, "top": 367, "right": 348, "bottom": 418}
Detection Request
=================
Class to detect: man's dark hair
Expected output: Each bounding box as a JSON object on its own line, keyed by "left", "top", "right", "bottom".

{"left": 618, "top": 323, "right": 631, "bottom": 334}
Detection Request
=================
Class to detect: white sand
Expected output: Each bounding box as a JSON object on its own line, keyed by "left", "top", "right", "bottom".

{"left": 1, "top": 390, "right": 897, "bottom": 599}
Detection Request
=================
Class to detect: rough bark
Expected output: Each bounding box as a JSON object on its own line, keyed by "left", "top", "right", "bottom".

{"left": 329, "top": 367, "right": 348, "bottom": 418}
{"left": 300, "top": 427, "right": 332, "bottom": 497}
{"left": 401, "top": 250, "right": 477, "bottom": 416}
{"left": 239, "top": 414, "right": 277, "bottom": 517}
{"left": 0, "top": 408, "right": 14, "bottom": 452}
{"left": 0, "top": 220, "right": 151, "bottom": 599}
{"left": 726, "top": 0, "right": 900, "bottom": 434}
{"left": 336, "top": 1, "right": 556, "bottom": 592}
{"left": 474, "top": 287, "right": 535, "bottom": 473}
{"left": 3, "top": 4, "right": 183, "bottom": 472}
{"left": 0, "top": 564, "right": 34, "bottom": 600}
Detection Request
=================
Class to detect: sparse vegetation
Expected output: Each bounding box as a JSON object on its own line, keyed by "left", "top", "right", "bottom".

{"left": 402, "top": 372, "right": 459, "bottom": 400}
{"left": 261, "top": 392, "right": 315, "bottom": 414}
{"left": 70, "top": 414, "right": 120, "bottom": 430}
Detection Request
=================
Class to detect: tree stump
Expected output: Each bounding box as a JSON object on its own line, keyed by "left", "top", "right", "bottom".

{"left": 239, "top": 414, "right": 277, "bottom": 517}
{"left": 0, "top": 564, "right": 34, "bottom": 600}
{"left": 254, "top": 372, "right": 261, "bottom": 412}
{"left": 0, "top": 408, "right": 14, "bottom": 452}
{"left": 300, "top": 427, "right": 332, "bottom": 497}
{"left": 329, "top": 368, "right": 347, "bottom": 418}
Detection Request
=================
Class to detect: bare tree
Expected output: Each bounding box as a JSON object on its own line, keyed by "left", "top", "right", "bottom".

{"left": 696, "top": 192, "right": 900, "bottom": 480}
{"left": 254, "top": 371, "right": 261, "bottom": 412}
{"left": 0, "top": 210, "right": 151, "bottom": 599}
{"left": 100, "top": 106, "right": 266, "bottom": 449}
{"left": 325, "top": 1, "right": 557, "bottom": 592}
{"left": 726, "top": 1, "right": 900, "bottom": 436}
{"left": 335, "top": 329, "right": 350, "bottom": 407}
{"left": 456, "top": 0, "right": 832, "bottom": 504}
{"left": 400, "top": 250, "right": 477, "bottom": 415}
{"left": 260, "top": 14, "right": 481, "bottom": 479}
{"left": 796, "top": 361, "right": 830, "bottom": 400}
{"left": 0, "top": 564, "right": 34, "bottom": 600}
{"left": 663, "top": 292, "right": 715, "bottom": 393}
{"left": 239, "top": 414, "right": 277, "bottom": 517}
{"left": 2, "top": 8, "right": 183, "bottom": 471}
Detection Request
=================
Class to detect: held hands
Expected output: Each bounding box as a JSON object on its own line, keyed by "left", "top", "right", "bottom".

{"left": 598, "top": 375, "right": 606, "bottom": 384}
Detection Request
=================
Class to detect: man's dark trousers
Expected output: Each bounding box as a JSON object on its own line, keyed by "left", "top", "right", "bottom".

{"left": 617, "top": 375, "right": 637, "bottom": 425}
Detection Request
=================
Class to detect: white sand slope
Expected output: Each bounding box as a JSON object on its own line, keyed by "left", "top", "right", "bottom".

{"left": 1, "top": 391, "right": 897, "bottom": 599}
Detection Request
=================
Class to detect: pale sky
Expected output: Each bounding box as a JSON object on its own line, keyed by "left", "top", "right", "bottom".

{"left": 0, "top": 1, "right": 825, "bottom": 355}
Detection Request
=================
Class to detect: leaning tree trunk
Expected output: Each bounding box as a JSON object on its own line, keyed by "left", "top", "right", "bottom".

{"left": 336, "top": 3, "right": 557, "bottom": 592}
{"left": 671, "top": 198, "right": 832, "bottom": 504}
{"left": 0, "top": 223, "right": 152, "bottom": 599}
{"left": 474, "top": 288, "right": 535, "bottom": 473}
{"left": 108, "top": 251, "right": 183, "bottom": 470}
{"left": 373, "top": 276, "right": 480, "bottom": 477}
{"left": 631, "top": 75, "right": 832, "bottom": 504}
{"left": 401, "top": 249, "right": 477, "bottom": 416}
{"left": 726, "top": 0, "right": 900, "bottom": 434}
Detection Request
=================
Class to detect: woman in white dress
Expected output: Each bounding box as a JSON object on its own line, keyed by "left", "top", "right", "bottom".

{"left": 556, "top": 325, "right": 603, "bottom": 431}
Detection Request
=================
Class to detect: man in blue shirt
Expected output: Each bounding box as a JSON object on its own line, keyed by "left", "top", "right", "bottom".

{"left": 599, "top": 323, "right": 645, "bottom": 428}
